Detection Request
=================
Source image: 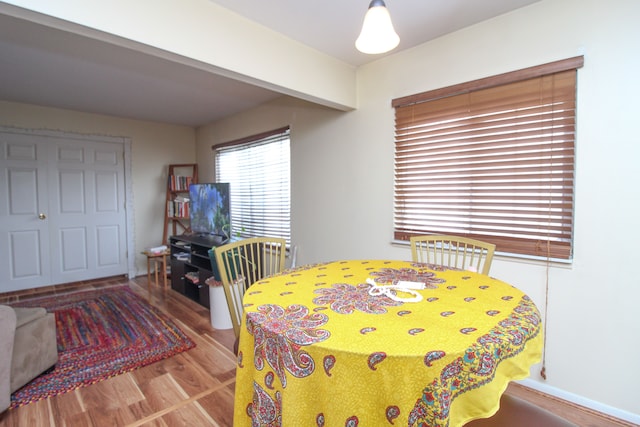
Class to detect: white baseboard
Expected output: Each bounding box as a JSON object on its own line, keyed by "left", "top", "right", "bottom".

{"left": 518, "top": 379, "right": 640, "bottom": 425}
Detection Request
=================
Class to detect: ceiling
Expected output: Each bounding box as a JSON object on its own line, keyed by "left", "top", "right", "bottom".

{"left": 0, "top": 0, "right": 540, "bottom": 127}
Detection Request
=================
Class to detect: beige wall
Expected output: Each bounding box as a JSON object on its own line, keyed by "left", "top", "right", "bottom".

{"left": 196, "top": 0, "right": 640, "bottom": 421}
{"left": 0, "top": 100, "right": 196, "bottom": 276}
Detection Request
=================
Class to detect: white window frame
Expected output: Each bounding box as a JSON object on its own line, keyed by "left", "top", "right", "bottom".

{"left": 214, "top": 127, "right": 291, "bottom": 246}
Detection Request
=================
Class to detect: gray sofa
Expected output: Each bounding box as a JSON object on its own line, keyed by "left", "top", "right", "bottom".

{"left": 0, "top": 304, "right": 58, "bottom": 412}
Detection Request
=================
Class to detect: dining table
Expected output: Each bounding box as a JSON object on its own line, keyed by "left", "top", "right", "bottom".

{"left": 233, "top": 260, "right": 543, "bottom": 427}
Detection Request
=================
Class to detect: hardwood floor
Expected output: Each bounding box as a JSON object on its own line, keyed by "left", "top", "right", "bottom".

{"left": 0, "top": 275, "right": 635, "bottom": 426}
{"left": 0, "top": 275, "right": 237, "bottom": 427}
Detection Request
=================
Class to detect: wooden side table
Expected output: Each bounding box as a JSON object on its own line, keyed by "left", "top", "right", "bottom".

{"left": 142, "top": 250, "right": 170, "bottom": 290}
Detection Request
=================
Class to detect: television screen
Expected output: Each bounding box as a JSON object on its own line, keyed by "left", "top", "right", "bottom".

{"left": 188, "top": 183, "right": 231, "bottom": 239}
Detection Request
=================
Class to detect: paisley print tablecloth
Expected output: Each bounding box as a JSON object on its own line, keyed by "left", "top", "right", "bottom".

{"left": 233, "top": 260, "right": 543, "bottom": 427}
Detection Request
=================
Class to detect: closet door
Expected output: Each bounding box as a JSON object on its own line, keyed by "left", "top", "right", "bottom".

{"left": 0, "top": 130, "right": 128, "bottom": 292}
{"left": 48, "top": 137, "right": 127, "bottom": 285}
{"left": 0, "top": 132, "right": 51, "bottom": 289}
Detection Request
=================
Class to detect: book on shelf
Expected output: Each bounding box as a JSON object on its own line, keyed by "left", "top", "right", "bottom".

{"left": 185, "top": 271, "right": 199, "bottom": 284}
{"left": 169, "top": 175, "right": 193, "bottom": 191}
{"left": 173, "top": 252, "right": 190, "bottom": 261}
{"left": 166, "top": 196, "right": 190, "bottom": 218}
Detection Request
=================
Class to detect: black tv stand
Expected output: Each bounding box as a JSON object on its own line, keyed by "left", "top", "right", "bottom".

{"left": 184, "top": 232, "right": 228, "bottom": 245}
{"left": 169, "top": 234, "right": 226, "bottom": 308}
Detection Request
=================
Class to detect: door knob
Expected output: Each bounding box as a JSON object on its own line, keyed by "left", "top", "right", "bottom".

{"left": 39, "top": 213, "right": 47, "bottom": 220}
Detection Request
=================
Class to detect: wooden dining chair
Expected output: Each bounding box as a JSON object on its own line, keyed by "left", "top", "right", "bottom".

{"left": 213, "top": 237, "right": 287, "bottom": 340}
{"left": 410, "top": 235, "right": 496, "bottom": 275}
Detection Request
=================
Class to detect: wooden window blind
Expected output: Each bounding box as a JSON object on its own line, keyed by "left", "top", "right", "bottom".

{"left": 214, "top": 127, "right": 291, "bottom": 245}
{"left": 393, "top": 57, "right": 583, "bottom": 259}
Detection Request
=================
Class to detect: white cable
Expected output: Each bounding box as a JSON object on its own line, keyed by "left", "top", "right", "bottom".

{"left": 366, "top": 278, "right": 424, "bottom": 303}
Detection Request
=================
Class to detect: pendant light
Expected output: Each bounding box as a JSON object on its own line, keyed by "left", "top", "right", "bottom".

{"left": 355, "top": 0, "right": 400, "bottom": 54}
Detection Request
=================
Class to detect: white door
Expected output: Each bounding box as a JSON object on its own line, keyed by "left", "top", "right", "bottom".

{"left": 0, "top": 132, "right": 51, "bottom": 289}
{"left": 0, "top": 129, "right": 128, "bottom": 292}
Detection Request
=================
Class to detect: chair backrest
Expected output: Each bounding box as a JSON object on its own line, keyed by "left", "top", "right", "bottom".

{"left": 410, "top": 235, "right": 496, "bottom": 275}
{"left": 213, "top": 237, "right": 286, "bottom": 338}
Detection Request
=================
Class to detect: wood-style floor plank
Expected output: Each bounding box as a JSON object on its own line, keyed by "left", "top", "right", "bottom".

{"left": 0, "top": 275, "right": 634, "bottom": 427}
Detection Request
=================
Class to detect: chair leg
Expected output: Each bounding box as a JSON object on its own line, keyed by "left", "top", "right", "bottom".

{"left": 233, "top": 336, "right": 239, "bottom": 356}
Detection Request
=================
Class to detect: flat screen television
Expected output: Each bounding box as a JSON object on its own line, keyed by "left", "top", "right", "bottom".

{"left": 188, "top": 183, "right": 231, "bottom": 240}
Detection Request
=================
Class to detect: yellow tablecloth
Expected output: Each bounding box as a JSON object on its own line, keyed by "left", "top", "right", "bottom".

{"left": 234, "top": 260, "right": 543, "bottom": 427}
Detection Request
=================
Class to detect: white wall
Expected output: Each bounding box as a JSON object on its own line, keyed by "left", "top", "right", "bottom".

{"left": 2, "top": 0, "right": 357, "bottom": 111}
{"left": 0, "top": 100, "right": 197, "bottom": 276}
{"left": 197, "top": 0, "right": 640, "bottom": 421}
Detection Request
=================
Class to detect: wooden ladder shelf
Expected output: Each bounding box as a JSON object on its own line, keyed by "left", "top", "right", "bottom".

{"left": 162, "top": 163, "right": 198, "bottom": 245}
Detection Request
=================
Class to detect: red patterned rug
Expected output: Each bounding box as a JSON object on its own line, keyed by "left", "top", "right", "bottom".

{"left": 9, "top": 286, "right": 195, "bottom": 409}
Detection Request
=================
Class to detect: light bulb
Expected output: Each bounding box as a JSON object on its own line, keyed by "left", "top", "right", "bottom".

{"left": 355, "top": 0, "right": 400, "bottom": 54}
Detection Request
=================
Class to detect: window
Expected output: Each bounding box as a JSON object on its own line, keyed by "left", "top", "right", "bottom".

{"left": 214, "top": 127, "right": 290, "bottom": 245}
{"left": 393, "top": 57, "right": 583, "bottom": 260}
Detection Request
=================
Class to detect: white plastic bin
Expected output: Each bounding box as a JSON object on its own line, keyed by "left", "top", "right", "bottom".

{"left": 207, "top": 279, "right": 232, "bottom": 330}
